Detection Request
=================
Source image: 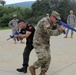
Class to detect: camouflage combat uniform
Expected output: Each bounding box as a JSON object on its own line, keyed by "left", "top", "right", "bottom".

{"left": 9, "top": 19, "right": 19, "bottom": 35}
{"left": 32, "top": 16, "right": 63, "bottom": 72}
{"left": 66, "top": 14, "right": 76, "bottom": 36}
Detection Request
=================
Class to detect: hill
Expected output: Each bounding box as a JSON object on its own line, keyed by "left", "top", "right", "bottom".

{"left": 5, "top": 1, "right": 35, "bottom": 7}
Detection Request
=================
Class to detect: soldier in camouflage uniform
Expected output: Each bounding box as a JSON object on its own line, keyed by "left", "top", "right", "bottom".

{"left": 29, "top": 11, "right": 65, "bottom": 75}
{"left": 64, "top": 10, "right": 76, "bottom": 38}
{"left": 9, "top": 14, "right": 19, "bottom": 44}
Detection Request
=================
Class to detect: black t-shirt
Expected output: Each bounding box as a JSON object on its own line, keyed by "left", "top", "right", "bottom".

{"left": 20, "top": 24, "right": 35, "bottom": 44}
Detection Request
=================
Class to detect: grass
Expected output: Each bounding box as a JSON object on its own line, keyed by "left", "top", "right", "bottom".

{"left": 0, "top": 24, "right": 37, "bottom": 30}
{"left": 0, "top": 27, "right": 10, "bottom": 30}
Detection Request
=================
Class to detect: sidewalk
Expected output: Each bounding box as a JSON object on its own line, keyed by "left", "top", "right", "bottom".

{"left": 0, "top": 29, "right": 76, "bottom": 75}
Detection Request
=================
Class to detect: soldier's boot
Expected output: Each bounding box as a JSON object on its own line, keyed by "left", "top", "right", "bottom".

{"left": 13, "top": 38, "right": 17, "bottom": 44}
{"left": 39, "top": 70, "right": 46, "bottom": 75}
{"left": 71, "top": 35, "right": 73, "bottom": 38}
{"left": 29, "top": 66, "right": 36, "bottom": 75}
{"left": 20, "top": 41, "right": 25, "bottom": 44}
{"left": 64, "top": 35, "right": 67, "bottom": 38}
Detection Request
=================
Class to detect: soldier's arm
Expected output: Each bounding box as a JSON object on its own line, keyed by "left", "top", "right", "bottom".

{"left": 67, "top": 15, "right": 70, "bottom": 24}
{"left": 8, "top": 20, "right": 14, "bottom": 28}
{"left": 14, "top": 25, "right": 33, "bottom": 39}
{"left": 74, "top": 15, "right": 76, "bottom": 25}
{"left": 14, "top": 31, "right": 31, "bottom": 39}
{"left": 43, "top": 22, "right": 63, "bottom": 36}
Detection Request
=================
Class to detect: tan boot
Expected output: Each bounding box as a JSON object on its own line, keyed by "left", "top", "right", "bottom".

{"left": 13, "top": 38, "right": 16, "bottom": 44}
{"left": 39, "top": 70, "right": 46, "bottom": 75}
{"left": 20, "top": 41, "right": 25, "bottom": 44}
{"left": 29, "top": 66, "right": 36, "bottom": 75}
{"left": 14, "top": 41, "right": 16, "bottom": 44}
{"left": 71, "top": 35, "right": 73, "bottom": 38}
{"left": 64, "top": 35, "right": 67, "bottom": 38}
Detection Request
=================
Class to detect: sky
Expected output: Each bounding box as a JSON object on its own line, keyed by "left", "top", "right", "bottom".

{"left": 5, "top": 0, "right": 36, "bottom": 4}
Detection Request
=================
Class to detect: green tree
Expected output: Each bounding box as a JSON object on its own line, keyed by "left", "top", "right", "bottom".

{"left": 0, "top": 0, "right": 6, "bottom": 6}
{"left": 31, "top": 0, "right": 76, "bottom": 23}
{"left": 32, "top": 0, "right": 50, "bottom": 17}
{"left": 0, "top": 6, "right": 33, "bottom": 27}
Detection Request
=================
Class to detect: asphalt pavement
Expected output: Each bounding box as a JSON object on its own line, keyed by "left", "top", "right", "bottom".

{"left": 0, "top": 29, "right": 76, "bottom": 75}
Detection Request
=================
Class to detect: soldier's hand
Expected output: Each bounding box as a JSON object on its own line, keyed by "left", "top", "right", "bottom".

{"left": 46, "top": 23, "right": 51, "bottom": 28}
{"left": 60, "top": 25, "right": 66, "bottom": 30}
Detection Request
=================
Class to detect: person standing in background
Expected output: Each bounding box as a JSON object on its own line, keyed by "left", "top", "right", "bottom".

{"left": 64, "top": 10, "right": 76, "bottom": 38}
{"left": 8, "top": 14, "right": 19, "bottom": 44}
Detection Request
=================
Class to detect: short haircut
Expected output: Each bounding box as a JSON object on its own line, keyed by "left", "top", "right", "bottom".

{"left": 70, "top": 10, "right": 73, "bottom": 13}
{"left": 18, "top": 19, "right": 26, "bottom": 23}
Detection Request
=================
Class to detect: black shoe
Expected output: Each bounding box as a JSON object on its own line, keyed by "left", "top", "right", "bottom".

{"left": 16, "top": 67, "right": 27, "bottom": 73}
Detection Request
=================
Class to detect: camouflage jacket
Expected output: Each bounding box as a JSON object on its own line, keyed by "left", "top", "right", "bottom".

{"left": 9, "top": 19, "right": 19, "bottom": 30}
{"left": 33, "top": 17, "right": 63, "bottom": 47}
{"left": 67, "top": 15, "right": 76, "bottom": 26}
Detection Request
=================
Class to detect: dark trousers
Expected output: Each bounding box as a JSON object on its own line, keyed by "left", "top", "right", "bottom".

{"left": 23, "top": 43, "right": 33, "bottom": 68}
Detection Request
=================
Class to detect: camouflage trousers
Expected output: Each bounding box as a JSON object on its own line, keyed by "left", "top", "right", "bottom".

{"left": 66, "top": 24, "right": 74, "bottom": 36}
{"left": 33, "top": 45, "right": 51, "bottom": 72}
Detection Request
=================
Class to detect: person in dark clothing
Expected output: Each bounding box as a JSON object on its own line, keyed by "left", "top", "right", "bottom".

{"left": 14, "top": 19, "right": 35, "bottom": 73}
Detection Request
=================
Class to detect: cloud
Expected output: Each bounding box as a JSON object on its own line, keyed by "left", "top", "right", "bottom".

{"left": 6, "top": 0, "right": 36, "bottom": 4}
